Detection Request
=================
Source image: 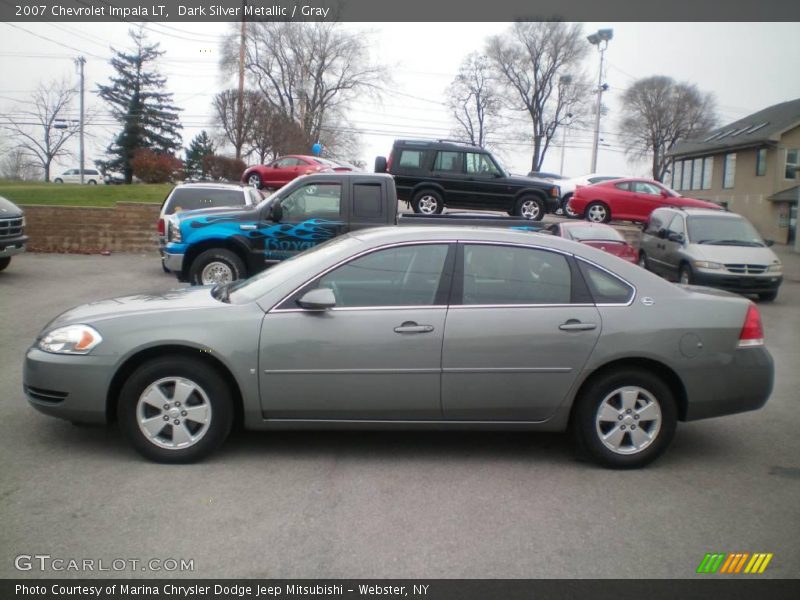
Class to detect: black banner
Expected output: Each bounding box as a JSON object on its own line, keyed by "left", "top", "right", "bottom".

{"left": 4, "top": 579, "right": 800, "bottom": 600}
{"left": 1, "top": 0, "right": 799, "bottom": 22}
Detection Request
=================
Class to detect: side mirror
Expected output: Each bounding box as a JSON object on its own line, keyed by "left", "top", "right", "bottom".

{"left": 660, "top": 190, "right": 670, "bottom": 198}
{"left": 297, "top": 288, "right": 336, "bottom": 310}
{"left": 269, "top": 202, "right": 283, "bottom": 223}
{"left": 657, "top": 229, "right": 668, "bottom": 239}
{"left": 765, "top": 239, "right": 774, "bottom": 247}
{"left": 667, "top": 232, "right": 685, "bottom": 244}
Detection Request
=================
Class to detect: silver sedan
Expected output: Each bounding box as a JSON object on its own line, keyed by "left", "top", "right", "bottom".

{"left": 24, "top": 226, "right": 773, "bottom": 468}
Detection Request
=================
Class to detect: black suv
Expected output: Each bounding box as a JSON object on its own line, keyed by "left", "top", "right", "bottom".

{"left": 375, "top": 140, "right": 560, "bottom": 220}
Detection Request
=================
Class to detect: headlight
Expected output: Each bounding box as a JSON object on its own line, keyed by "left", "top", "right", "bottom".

{"left": 694, "top": 260, "right": 723, "bottom": 269}
{"left": 168, "top": 216, "right": 182, "bottom": 243}
{"left": 767, "top": 264, "right": 783, "bottom": 273}
{"left": 38, "top": 325, "right": 103, "bottom": 355}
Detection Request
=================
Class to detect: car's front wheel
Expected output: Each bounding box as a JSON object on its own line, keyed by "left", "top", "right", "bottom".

{"left": 561, "top": 193, "right": 578, "bottom": 218}
{"left": 54, "top": 178, "right": 63, "bottom": 184}
{"left": 0, "top": 257, "right": 11, "bottom": 271}
{"left": 514, "top": 196, "right": 545, "bottom": 221}
{"left": 759, "top": 290, "right": 778, "bottom": 302}
{"left": 189, "top": 248, "right": 246, "bottom": 286}
{"left": 679, "top": 263, "right": 694, "bottom": 285}
{"left": 118, "top": 357, "right": 234, "bottom": 463}
{"left": 585, "top": 201, "right": 610, "bottom": 223}
{"left": 573, "top": 368, "right": 677, "bottom": 469}
{"left": 246, "top": 173, "right": 262, "bottom": 189}
{"left": 411, "top": 190, "right": 443, "bottom": 215}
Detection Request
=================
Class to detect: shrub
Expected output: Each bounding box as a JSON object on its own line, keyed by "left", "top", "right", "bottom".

{"left": 202, "top": 155, "right": 246, "bottom": 182}
{"left": 131, "top": 150, "right": 184, "bottom": 183}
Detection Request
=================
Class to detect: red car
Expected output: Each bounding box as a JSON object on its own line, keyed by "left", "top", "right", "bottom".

{"left": 549, "top": 221, "right": 639, "bottom": 263}
{"left": 242, "top": 155, "right": 336, "bottom": 190}
{"left": 567, "top": 178, "right": 721, "bottom": 224}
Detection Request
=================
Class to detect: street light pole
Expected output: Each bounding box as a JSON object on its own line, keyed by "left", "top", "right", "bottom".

{"left": 587, "top": 29, "right": 613, "bottom": 173}
{"left": 75, "top": 56, "right": 86, "bottom": 184}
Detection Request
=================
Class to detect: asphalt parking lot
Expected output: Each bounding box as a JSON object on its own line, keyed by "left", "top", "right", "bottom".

{"left": 1, "top": 245, "right": 799, "bottom": 579}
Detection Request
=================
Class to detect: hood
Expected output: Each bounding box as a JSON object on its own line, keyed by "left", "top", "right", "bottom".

{"left": 0, "top": 196, "right": 24, "bottom": 217}
{"left": 689, "top": 243, "right": 781, "bottom": 266}
{"left": 503, "top": 174, "right": 558, "bottom": 190}
{"left": 45, "top": 286, "right": 222, "bottom": 329}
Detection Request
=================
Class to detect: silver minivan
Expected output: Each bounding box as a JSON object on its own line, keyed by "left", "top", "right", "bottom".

{"left": 638, "top": 208, "right": 783, "bottom": 301}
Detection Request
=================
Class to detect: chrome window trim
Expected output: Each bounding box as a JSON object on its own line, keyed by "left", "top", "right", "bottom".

{"left": 574, "top": 256, "right": 636, "bottom": 307}
{"left": 450, "top": 303, "right": 595, "bottom": 309}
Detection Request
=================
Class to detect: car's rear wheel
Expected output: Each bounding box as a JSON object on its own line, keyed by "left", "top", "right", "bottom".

{"left": 573, "top": 368, "right": 677, "bottom": 469}
{"left": 54, "top": 178, "right": 63, "bottom": 184}
{"left": 189, "top": 248, "right": 246, "bottom": 286}
{"left": 246, "top": 173, "right": 262, "bottom": 189}
{"left": 411, "top": 190, "right": 443, "bottom": 215}
{"left": 88, "top": 180, "right": 97, "bottom": 185}
{"left": 514, "top": 196, "right": 545, "bottom": 221}
{"left": 679, "top": 263, "right": 693, "bottom": 285}
{"left": 585, "top": 201, "right": 610, "bottom": 223}
{"left": 0, "top": 257, "right": 10, "bottom": 271}
{"left": 118, "top": 357, "right": 233, "bottom": 463}
{"left": 561, "top": 193, "right": 578, "bottom": 218}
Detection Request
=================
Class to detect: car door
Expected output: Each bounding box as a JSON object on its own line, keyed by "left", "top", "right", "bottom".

{"left": 660, "top": 213, "right": 687, "bottom": 279}
{"left": 463, "top": 152, "right": 509, "bottom": 210}
{"left": 441, "top": 243, "right": 602, "bottom": 421}
{"left": 431, "top": 150, "right": 468, "bottom": 207}
{"left": 631, "top": 182, "right": 667, "bottom": 221}
{"left": 258, "top": 242, "right": 454, "bottom": 419}
{"left": 266, "top": 157, "right": 300, "bottom": 187}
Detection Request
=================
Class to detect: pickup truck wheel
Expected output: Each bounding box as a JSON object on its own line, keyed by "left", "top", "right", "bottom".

{"left": 572, "top": 368, "right": 677, "bottom": 469}
{"left": 118, "top": 356, "right": 233, "bottom": 463}
{"left": 246, "top": 173, "right": 262, "bottom": 189}
{"left": 0, "top": 257, "right": 10, "bottom": 271}
{"left": 412, "top": 190, "right": 443, "bottom": 215}
{"left": 189, "top": 248, "right": 246, "bottom": 286}
{"left": 515, "top": 196, "right": 545, "bottom": 221}
{"left": 586, "top": 201, "right": 610, "bottom": 223}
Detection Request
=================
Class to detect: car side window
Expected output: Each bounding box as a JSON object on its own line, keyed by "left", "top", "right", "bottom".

{"left": 461, "top": 244, "right": 571, "bottom": 305}
{"left": 615, "top": 182, "right": 631, "bottom": 192}
{"left": 433, "top": 151, "right": 461, "bottom": 172}
{"left": 398, "top": 150, "right": 423, "bottom": 169}
{"left": 577, "top": 260, "right": 634, "bottom": 304}
{"left": 352, "top": 183, "right": 384, "bottom": 219}
{"left": 465, "top": 153, "right": 499, "bottom": 176}
{"left": 634, "top": 182, "right": 661, "bottom": 195}
{"left": 275, "top": 158, "right": 297, "bottom": 168}
{"left": 312, "top": 244, "right": 450, "bottom": 308}
{"left": 667, "top": 214, "right": 685, "bottom": 236}
{"left": 280, "top": 183, "right": 342, "bottom": 221}
{"left": 645, "top": 211, "right": 667, "bottom": 235}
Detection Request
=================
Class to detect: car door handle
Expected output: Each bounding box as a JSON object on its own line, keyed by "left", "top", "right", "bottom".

{"left": 559, "top": 320, "right": 597, "bottom": 332}
{"left": 394, "top": 321, "right": 435, "bottom": 334}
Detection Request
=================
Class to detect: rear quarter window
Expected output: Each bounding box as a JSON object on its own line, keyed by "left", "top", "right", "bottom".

{"left": 397, "top": 150, "right": 424, "bottom": 169}
{"left": 577, "top": 260, "right": 634, "bottom": 304}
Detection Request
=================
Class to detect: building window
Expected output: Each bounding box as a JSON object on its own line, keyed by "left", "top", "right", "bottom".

{"left": 756, "top": 148, "right": 767, "bottom": 176}
{"left": 786, "top": 149, "right": 799, "bottom": 179}
{"left": 681, "top": 159, "right": 692, "bottom": 191}
{"left": 723, "top": 153, "right": 736, "bottom": 189}
{"left": 691, "top": 158, "right": 703, "bottom": 190}
{"left": 702, "top": 157, "right": 713, "bottom": 190}
{"left": 673, "top": 161, "right": 683, "bottom": 190}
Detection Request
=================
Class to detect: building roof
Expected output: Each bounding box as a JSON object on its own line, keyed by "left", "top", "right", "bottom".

{"left": 668, "top": 98, "right": 800, "bottom": 158}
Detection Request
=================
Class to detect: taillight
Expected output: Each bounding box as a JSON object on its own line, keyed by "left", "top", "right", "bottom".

{"left": 738, "top": 303, "right": 764, "bottom": 347}
{"left": 551, "top": 186, "right": 560, "bottom": 198}
{"left": 157, "top": 219, "right": 165, "bottom": 235}
{"left": 386, "top": 152, "right": 394, "bottom": 172}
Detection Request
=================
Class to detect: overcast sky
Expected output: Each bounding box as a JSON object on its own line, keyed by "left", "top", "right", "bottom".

{"left": 1, "top": 21, "right": 798, "bottom": 179}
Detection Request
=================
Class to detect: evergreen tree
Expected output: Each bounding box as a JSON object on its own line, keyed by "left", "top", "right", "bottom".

{"left": 184, "top": 131, "right": 216, "bottom": 180}
{"left": 97, "top": 27, "right": 182, "bottom": 184}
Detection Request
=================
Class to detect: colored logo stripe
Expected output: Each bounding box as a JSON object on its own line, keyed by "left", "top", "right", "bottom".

{"left": 697, "top": 553, "right": 773, "bottom": 574}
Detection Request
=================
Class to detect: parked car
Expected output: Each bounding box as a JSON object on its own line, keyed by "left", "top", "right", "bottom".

{"left": 638, "top": 207, "right": 783, "bottom": 301}
{"left": 164, "top": 172, "right": 547, "bottom": 285}
{"left": 0, "top": 196, "right": 28, "bottom": 271}
{"left": 375, "top": 139, "right": 561, "bottom": 220}
{"left": 103, "top": 171, "right": 125, "bottom": 185}
{"left": 527, "top": 171, "right": 565, "bottom": 182}
{"left": 25, "top": 226, "right": 774, "bottom": 467}
{"left": 568, "top": 178, "right": 722, "bottom": 224}
{"left": 558, "top": 173, "right": 627, "bottom": 217}
{"left": 241, "top": 155, "right": 332, "bottom": 190}
{"left": 157, "top": 183, "right": 263, "bottom": 270}
{"left": 52, "top": 168, "right": 101, "bottom": 185}
{"left": 549, "top": 221, "right": 638, "bottom": 263}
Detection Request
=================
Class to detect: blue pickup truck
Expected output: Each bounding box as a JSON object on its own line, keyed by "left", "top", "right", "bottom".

{"left": 163, "top": 173, "right": 546, "bottom": 285}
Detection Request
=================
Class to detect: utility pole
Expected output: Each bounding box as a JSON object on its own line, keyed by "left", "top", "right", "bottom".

{"left": 236, "top": 2, "right": 246, "bottom": 160}
{"left": 587, "top": 29, "right": 613, "bottom": 173}
{"left": 75, "top": 56, "right": 86, "bottom": 183}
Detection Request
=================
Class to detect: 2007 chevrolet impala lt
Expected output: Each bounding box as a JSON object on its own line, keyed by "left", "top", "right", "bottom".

{"left": 24, "top": 226, "right": 773, "bottom": 468}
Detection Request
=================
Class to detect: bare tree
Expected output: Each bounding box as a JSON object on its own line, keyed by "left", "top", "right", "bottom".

{"left": 0, "top": 147, "right": 42, "bottom": 181}
{"left": 247, "top": 99, "right": 311, "bottom": 164}
{"left": 213, "top": 89, "right": 257, "bottom": 159}
{"left": 446, "top": 53, "right": 500, "bottom": 147}
{"left": 619, "top": 76, "right": 717, "bottom": 181}
{"left": 0, "top": 79, "right": 79, "bottom": 181}
{"left": 221, "top": 21, "right": 385, "bottom": 153}
{"left": 486, "top": 22, "right": 589, "bottom": 171}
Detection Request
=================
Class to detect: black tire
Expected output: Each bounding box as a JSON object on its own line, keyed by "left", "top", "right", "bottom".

{"left": 374, "top": 156, "right": 388, "bottom": 173}
{"left": 246, "top": 172, "right": 262, "bottom": 189}
{"left": 411, "top": 189, "right": 444, "bottom": 215}
{"left": 572, "top": 368, "right": 677, "bottom": 469}
{"left": 637, "top": 250, "right": 648, "bottom": 270}
{"left": 54, "top": 178, "right": 63, "bottom": 184}
{"left": 118, "top": 356, "right": 233, "bottom": 463}
{"left": 585, "top": 201, "right": 611, "bottom": 223}
{"left": 561, "top": 193, "right": 578, "bottom": 218}
{"left": 0, "top": 257, "right": 10, "bottom": 271}
{"left": 189, "top": 248, "right": 246, "bottom": 286}
{"left": 759, "top": 290, "right": 778, "bottom": 302}
{"left": 679, "top": 263, "right": 693, "bottom": 285}
{"left": 88, "top": 179, "right": 97, "bottom": 185}
{"left": 514, "top": 196, "right": 545, "bottom": 221}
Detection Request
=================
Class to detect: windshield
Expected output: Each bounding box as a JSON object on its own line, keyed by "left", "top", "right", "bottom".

{"left": 565, "top": 225, "right": 625, "bottom": 242}
{"left": 687, "top": 216, "right": 765, "bottom": 246}
{"left": 227, "top": 235, "right": 364, "bottom": 304}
